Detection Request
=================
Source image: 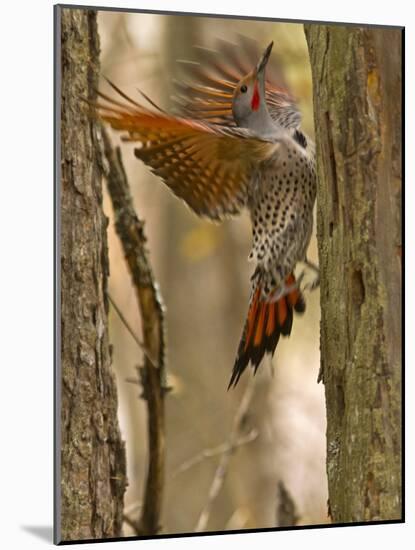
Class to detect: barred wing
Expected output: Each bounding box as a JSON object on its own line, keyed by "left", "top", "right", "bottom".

{"left": 173, "top": 34, "right": 301, "bottom": 129}
{"left": 96, "top": 82, "right": 279, "bottom": 220}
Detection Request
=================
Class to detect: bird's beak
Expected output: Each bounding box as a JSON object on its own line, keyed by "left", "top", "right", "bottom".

{"left": 255, "top": 41, "right": 273, "bottom": 77}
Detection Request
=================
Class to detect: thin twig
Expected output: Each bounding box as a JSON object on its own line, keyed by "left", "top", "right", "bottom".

{"left": 108, "top": 293, "right": 158, "bottom": 368}
{"left": 194, "top": 377, "right": 256, "bottom": 532}
{"left": 124, "top": 499, "right": 142, "bottom": 515}
{"left": 224, "top": 508, "right": 249, "bottom": 531}
{"left": 173, "top": 429, "right": 258, "bottom": 479}
{"left": 122, "top": 514, "right": 140, "bottom": 533}
{"left": 101, "top": 125, "right": 167, "bottom": 536}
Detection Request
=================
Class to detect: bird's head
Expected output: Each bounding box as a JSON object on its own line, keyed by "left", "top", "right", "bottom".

{"left": 232, "top": 41, "right": 273, "bottom": 129}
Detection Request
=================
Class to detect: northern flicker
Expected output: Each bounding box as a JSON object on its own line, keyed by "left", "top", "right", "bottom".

{"left": 95, "top": 38, "right": 317, "bottom": 388}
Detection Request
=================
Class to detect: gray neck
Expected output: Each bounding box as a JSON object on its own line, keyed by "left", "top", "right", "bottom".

{"left": 238, "top": 101, "right": 280, "bottom": 139}
{"left": 248, "top": 106, "right": 278, "bottom": 135}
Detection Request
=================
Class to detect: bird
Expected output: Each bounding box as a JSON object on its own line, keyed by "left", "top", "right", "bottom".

{"left": 94, "top": 38, "right": 317, "bottom": 388}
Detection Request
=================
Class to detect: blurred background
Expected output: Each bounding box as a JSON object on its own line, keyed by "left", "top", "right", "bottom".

{"left": 97, "top": 10, "right": 327, "bottom": 535}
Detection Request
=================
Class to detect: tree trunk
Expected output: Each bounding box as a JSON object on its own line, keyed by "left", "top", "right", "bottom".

{"left": 304, "top": 25, "right": 402, "bottom": 523}
{"left": 57, "top": 7, "right": 127, "bottom": 542}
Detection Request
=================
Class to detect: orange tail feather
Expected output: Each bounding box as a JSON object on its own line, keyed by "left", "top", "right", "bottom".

{"left": 228, "top": 273, "right": 305, "bottom": 389}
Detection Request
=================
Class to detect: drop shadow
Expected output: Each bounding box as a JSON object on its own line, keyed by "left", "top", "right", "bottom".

{"left": 21, "top": 525, "right": 53, "bottom": 543}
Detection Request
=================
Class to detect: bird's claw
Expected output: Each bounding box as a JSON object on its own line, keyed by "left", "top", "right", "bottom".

{"left": 303, "top": 274, "right": 320, "bottom": 292}
{"left": 297, "top": 257, "right": 320, "bottom": 293}
{"left": 270, "top": 271, "right": 305, "bottom": 302}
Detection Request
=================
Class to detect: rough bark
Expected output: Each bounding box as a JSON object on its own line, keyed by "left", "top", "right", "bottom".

{"left": 304, "top": 25, "right": 402, "bottom": 523}
{"left": 57, "top": 7, "right": 127, "bottom": 542}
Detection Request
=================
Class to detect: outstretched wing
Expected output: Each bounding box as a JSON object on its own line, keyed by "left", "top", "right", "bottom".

{"left": 95, "top": 81, "right": 279, "bottom": 220}
{"left": 173, "top": 34, "right": 301, "bottom": 129}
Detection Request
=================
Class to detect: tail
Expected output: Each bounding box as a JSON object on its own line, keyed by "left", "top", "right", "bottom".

{"left": 228, "top": 273, "right": 305, "bottom": 389}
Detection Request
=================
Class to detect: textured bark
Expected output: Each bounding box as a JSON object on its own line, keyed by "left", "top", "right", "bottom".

{"left": 304, "top": 25, "right": 402, "bottom": 523}
{"left": 58, "top": 7, "right": 127, "bottom": 542}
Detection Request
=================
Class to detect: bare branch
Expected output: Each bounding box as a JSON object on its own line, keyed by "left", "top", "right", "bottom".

{"left": 173, "top": 429, "right": 258, "bottom": 479}
{"left": 194, "top": 377, "right": 256, "bottom": 532}
{"left": 108, "top": 293, "right": 158, "bottom": 367}
{"left": 101, "top": 126, "right": 167, "bottom": 536}
{"left": 122, "top": 514, "right": 141, "bottom": 534}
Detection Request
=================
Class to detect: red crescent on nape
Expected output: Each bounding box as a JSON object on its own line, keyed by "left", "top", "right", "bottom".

{"left": 251, "top": 81, "right": 260, "bottom": 111}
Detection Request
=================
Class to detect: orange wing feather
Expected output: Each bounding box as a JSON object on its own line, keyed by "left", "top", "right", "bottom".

{"left": 174, "top": 35, "right": 300, "bottom": 128}
{"left": 94, "top": 81, "right": 278, "bottom": 220}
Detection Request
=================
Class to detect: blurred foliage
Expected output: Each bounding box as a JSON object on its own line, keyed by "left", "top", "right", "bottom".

{"left": 180, "top": 224, "right": 222, "bottom": 262}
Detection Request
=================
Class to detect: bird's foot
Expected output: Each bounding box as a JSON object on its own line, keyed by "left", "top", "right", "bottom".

{"left": 269, "top": 272, "right": 305, "bottom": 302}
{"left": 297, "top": 257, "right": 320, "bottom": 292}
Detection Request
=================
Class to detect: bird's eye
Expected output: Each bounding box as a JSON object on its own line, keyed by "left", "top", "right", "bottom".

{"left": 240, "top": 85, "right": 248, "bottom": 93}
